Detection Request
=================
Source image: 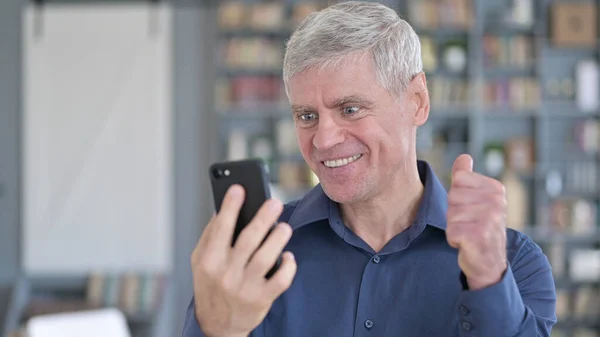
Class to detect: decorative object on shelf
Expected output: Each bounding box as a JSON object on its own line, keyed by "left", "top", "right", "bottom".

{"left": 420, "top": 36, "right": 437, "bottom": 72}
{"left": 574, "top": 120, "right": 600, "bottom": 155}
{"left": 278, "top": 162, "right": 308, "bottom": 191}
{"left": 509, "top": 0, "right": 534, "bottom": 28}
{"left": 250, "top": 135, "right": 274, "bottom": 168}
{"left": 247, "top": 3, "right": 285, "bottom": 31}
{"left": 545, "top": 77, "right": 575, "bottom": 100}
{"left": 570, "top": 249, "right": 600, "bottom": 282}
{"left": 502, "top": 169, "right": 528, "bottom": 230}
{"left": 505, "top": 137, "right": 534, "bottom": 174}
{"left": 575, "top": 59, "right": 599, "bottom": 113}
{"left": 483, "top": 142, "right": 505, "bottom": 178}
{"left": 217, "top": 1, "right": 245, "bottom": 30}
{"left": 85, "top": 272, "right": 166, "bottom": 316}
{"left": 292, "top": 3, "right": 321, "bottom": 27}
{"left": 276, "top": 119, "right": 299, "bottom": 156}
{"left": 482, "top": 34, "right": 534, "bottom": 70}
{"left": 429, "top": 78, "right": 470, "bottom": 108}
{"left": 551, "top": 2, "right": 597, "bottom": 48}
{"left": 565, "top": 161, "right": 598, "bottom": 196}
{"left": 484, "top": 77, "right": 539, "bottom": 110}
{"left": 227, "top": 130, "right": 248, "bottom": 160}
{"left": 545, "top": 169, "right": 563, "bottom": 198}
{"left": 442, "top": 41, "right": 467, "bottom": 73}
{"left": 407, "top": 0, "right": 472, "bottom": 30}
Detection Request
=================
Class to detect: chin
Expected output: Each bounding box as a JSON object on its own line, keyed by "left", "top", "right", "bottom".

{"left": 320, "top": 180, "right": 370, "bottom": 204}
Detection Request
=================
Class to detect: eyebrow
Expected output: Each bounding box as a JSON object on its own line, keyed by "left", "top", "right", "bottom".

{"left": 328, "top": 95, "right": 375, "bottom": 109}
{"left": 291, "top": 95, "right": 374, "bottom": 114}
{"left": 291, "top": 105, "right": 314, "bottom": 114}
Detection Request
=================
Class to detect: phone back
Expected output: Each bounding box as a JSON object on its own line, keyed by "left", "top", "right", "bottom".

{"left": 209, "top": 159, "right": 272, "bottom": 246}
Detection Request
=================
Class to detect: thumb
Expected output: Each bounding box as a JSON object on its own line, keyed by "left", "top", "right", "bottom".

{"left": 452, "top": 154, "right": 473, "bottom": 177}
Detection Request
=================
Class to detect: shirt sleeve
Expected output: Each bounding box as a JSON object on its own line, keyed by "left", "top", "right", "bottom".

{"left": 456, "top": 235, "right": 557, "bottom": 337}
{"left": 182, "top": 297, "right": 208, "bottom": 337}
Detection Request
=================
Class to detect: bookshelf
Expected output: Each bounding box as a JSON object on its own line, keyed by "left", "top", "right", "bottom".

{"left": 4, "top": 274, "right": 166, "bottom": 337}
{"left": 215, "top": 0, "right": 600, "bottom": 335}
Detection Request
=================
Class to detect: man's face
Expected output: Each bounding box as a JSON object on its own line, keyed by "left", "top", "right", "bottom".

{"left": 288, "top": 54, "right": 429, "bottom": 204}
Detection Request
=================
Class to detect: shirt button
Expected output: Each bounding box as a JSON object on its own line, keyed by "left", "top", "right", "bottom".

{"left": 364, "top": 319, "right": 374, "bottom": 329}
{"left": 372, "top": 255, "right": 380, "bottom": 263}
{"left": 461, "top": 321, "right": 472, "bottom": 331}
{"left": 460, "top": 305, "right": 469, "bottom": 315}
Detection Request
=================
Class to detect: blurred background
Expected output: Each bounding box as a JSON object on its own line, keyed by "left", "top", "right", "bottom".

{"left": 0, "top": 0, "right": 599, "bottom": 336}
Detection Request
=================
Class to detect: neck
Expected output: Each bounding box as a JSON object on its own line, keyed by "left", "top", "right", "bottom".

{"left": 340, "top": 162, "right": 424, "bottom": 253}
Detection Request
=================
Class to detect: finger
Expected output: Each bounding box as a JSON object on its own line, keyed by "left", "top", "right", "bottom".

{"left": 230, "top": 199, "right": 284, "bottom": 270}
{"left": 245, "top": 223, "right": 293, "bottom": 278}
{"left": 446, "top": 220, "right": 471, "bottom": 249}
{"left": 451, "top": 171, "right": 505, "bottom": 192}
{"left": 210, "top": 185, "right": 245, "bottom": 244}
{"left": 448, "top": 187, "right": 502, "bottom": 206}
{"left": 452, "top": 154, "right": 473, "bottom": 177}
{"left": 263, "top": 251, "right": 297, "bottom": 299}
{"left": 447, "top": 204, "right": 488, "bottom": 224}
{"left": 195, "top": 211, "right": 219, "bottom": 248}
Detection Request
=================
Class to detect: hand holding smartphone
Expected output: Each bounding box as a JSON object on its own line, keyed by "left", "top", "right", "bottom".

{"left": 190, "top": 158, "right": 296, "bottom": 337}
{"left": 209, "top": 158, "right": 283, "bottom": 279}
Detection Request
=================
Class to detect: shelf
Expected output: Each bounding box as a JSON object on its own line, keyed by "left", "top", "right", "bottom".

{"left": 483, "top": 66, "right": 536, "bottom": 77}
{"left": 524, "top": 228, "right": 600, "bottom": 245}
{"left": 554, "top": 319, "right": 600, "bottom": 330}
{"left": 219, "top": 68, "right": 283, "bottom": 77}
{"left": 219, "top": 29, "right": 292, "bottom": 39}
{"left": 414, "top": 27, "right": 470, "bottom": 38}
{"left": 480, "top": 108, "right": 540, "bottom": 116}
{"left": 219, "top": 106, "right": 290, "bottom": 119}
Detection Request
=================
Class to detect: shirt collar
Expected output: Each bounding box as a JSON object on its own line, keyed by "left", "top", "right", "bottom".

{"left": 287, "top": 160, "right": 448, "bottom": 231}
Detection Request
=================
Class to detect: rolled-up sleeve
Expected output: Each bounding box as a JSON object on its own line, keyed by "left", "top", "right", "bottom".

{"left": 182, "top": 297, "right": 207, "bottom": 337}
{"left": 456, "top": 237, "right": 557, "bottom": 337}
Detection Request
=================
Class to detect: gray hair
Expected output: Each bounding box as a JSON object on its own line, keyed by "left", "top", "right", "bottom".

{"left": 283, "top": 1, "right": 423, "bottom": 100}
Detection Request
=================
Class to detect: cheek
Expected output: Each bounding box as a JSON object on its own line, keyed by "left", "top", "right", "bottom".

{"left": 295, "top": 128, "right": 313, "bottom": 155}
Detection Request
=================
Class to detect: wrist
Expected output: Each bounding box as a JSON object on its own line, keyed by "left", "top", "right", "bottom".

{"left": 466, "top": 263, "right": 507, "bottom": 290}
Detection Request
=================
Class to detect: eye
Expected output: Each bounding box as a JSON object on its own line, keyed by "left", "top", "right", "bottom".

{"left": 343, "top": 106, "right": 359, "bottom": 114}
{"left": 299, "top": 113, "right": 317, "bottom": 122}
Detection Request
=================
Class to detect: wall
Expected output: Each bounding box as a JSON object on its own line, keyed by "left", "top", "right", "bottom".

{"left": 172, "top": 0, "right": 218, "bottom": 334}
{"left": 0, "top": 0, "right": 21, "bottom": 285}
{"left": 0, "top": 0, "right": 218, "bottom": 336}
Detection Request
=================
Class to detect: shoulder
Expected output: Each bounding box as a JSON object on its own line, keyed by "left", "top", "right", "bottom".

{"left": 505, "top": 228, "right": 553, "bottom": 277}
{"left": 506, "top": 228, "right": 538, "bottom": 256}
{"left": 278, "top": 199, "right": 302, "bottom": 223}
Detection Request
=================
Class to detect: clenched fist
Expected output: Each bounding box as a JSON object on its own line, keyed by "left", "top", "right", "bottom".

{"left": 190, "top": 185, "right": 297, "bottom": 337}
{"left": 446, "top": 154, "right": 508, "bottom": 290}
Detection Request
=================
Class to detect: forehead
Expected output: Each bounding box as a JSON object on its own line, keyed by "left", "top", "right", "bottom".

{"left": 287, "top": 54, "right": 386, "bottom": 105}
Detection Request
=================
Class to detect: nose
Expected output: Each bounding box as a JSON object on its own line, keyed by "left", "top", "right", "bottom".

{"left": 312, "top": 113, "right": 345, "bottom": 150}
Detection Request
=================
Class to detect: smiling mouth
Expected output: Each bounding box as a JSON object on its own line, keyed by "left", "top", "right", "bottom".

{"left": 323, "top": 154, "right": 362, "bottom": 168}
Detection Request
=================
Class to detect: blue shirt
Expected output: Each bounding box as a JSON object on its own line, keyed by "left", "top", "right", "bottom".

{"left": 183, "top": 160, "right": 557, "bottom": 337}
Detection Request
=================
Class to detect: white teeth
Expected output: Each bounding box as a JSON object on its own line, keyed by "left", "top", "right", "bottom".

{"left": 324, "top": 154, "right": 362, "bottom": 168}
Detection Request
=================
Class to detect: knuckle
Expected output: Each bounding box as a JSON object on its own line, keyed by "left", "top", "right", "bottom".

{"left": 251, "top": 251, "right": 272, "bottom": 271}
{"left": 273, "top": 273, "right": 293, "bottom": 291}
{"left": 491, "top": 180, "right": 505, "bottom": 194}
{"left": 235, "top": 232, "right": 258, "bottom": 253}
{"left": 218, "top": 273, "right": 236, "bottom": 293}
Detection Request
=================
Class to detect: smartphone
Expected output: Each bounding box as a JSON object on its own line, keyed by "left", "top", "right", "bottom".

{"left": 209, "top": 158, "right": 281, "bottom": 279}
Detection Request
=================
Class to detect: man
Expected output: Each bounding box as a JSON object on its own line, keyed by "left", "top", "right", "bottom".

{"left": 183, "top": 1, "right": 557, "bottom": 336}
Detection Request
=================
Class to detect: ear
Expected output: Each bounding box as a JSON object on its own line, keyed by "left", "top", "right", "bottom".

{"left": 409, "top": 72, "right": 430, "bottom": 127}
